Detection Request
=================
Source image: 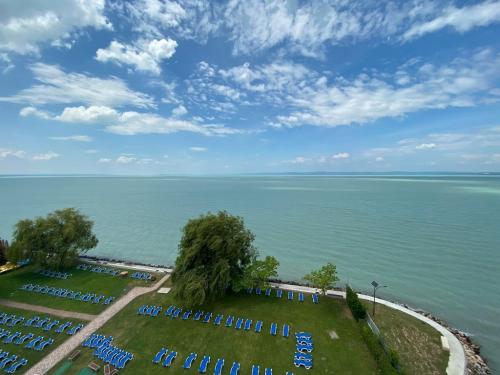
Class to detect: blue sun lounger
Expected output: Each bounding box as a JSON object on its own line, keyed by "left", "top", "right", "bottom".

{"left": 182, "top": 310, "right": 192, "bottom": 320}
{"left": 270, "top": 323, "right": 277, "bottom": 336}
{"left": 24, "top": 316, "right": 39, "bottom": 327}
{"left": 276, "top": 289, "right": 283, "bottom": 298}
{"left": 235, "top": 318, "right": 243, "bottom": 330}
{"left": 312, "top": 294, "right": 319, "bottom": 303}
{"left": 55, "top": 321, "right": 72, "bottom": 333}
{"left": 296, "top": 336, "right": 313, "bottom": 345}
{"left": 294, "top": 352, "right": 313, "bottom": 360}
{"left": 203, "top": 312, "right": 212, "bottom": 323}
{"left": 194, "top": 311, "right": 203, "bottom": 321}
{"left": 214, "top": 314, "right": 223, "bottom": 326}
{"left": 282, "top": 324, "right": 290, "bottom": 337}
{"left": 298, "top": 293, "right": 304, "bottom": 302}
{"left": 199, "top": 355, "right": 211, "bottom": 373}
{"left": 165, "top": 305, "right": 175, "bottom": 316}
{"left": 251, "top": 364, "right": 260, "bottom": 375}
{"left": 286, "top": 372, "right": 294, "bottom": 375}
{"left": 255, "top": 321, "right": 263, "bottom": 333}
{"left": 255, "top": 287, "right": 261, "bottom": 295}
{"left": 265, "top": 368, "right": 272, "bottom": 375}
{"left": 25, "top": 336, "right": 43, "bottom": 349}
{"left": 230, "top": 361, "right": 240, "bottom": 375}
{"left": 14, "top": 333, "right": 33, "bottom": 345}
{"left": 214, "top": 358, "right": 224, "bottom": 375}
{"left": 162, "top": 351, "right": 177, "bottom": 367}
{"left": 152, "top": 347, "right": 167, "bottom": 364}
{"left": 287, "top": 291, "right": 293, "bottom": 300}
{"left": 4, "top": 332, "right": 21, "bottom": 344}
{"left": 116, "top": 352, "right": 133, "bottom": 369}
{"left": 244, "top": 319, "right": 252, "bottom": 330}
{"left": 35, "top": 338, "right": 54, "bottom": 351}
{"left": 5, "top": 358, "right": 28, "bottom": 374}
{"left": 295, "top": 332, "right": 312, "bottom": 339}
{"left": 183, "top": 352, "right": 197, "bottom": 369}
{"left": 172, "top": 308, "right": 182, "bottom": 318}
{"left": 247, "top": 288, "right": 253, "bottom": 294}
{"left": 225, "top": 315, "right": 234, "bottom": 327}
{"left": 265, "top": 288, "right": 271, "bottom": 296}
{"left": 0, "top": 355, "right": 17, "bottom": 369}
{"left": 296, "top": 343, "right": 313, "bottom": 353}
{"left": 293, "top": 358, "right": 312, "bottom": 369}
{"left": 152, "top": 306, "right": 162, "bottom": 317}
{"left": 67, "top": 323, "right": 83, "bottom": 335}
{"left": 44, "top": 320, "right": 59, "bottom": 331}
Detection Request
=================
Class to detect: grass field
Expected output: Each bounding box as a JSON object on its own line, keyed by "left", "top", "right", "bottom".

{"left": 0, "top": 264, "right": 157, "bottom": 314}
{"left": 364, "top": 301, "right": 449, "bottom": 375}
{"left": 0, "top": 305, "right": 83, "bottom": 373}
{"left": 53, "top": 291, "right": 379, "bottom": 375}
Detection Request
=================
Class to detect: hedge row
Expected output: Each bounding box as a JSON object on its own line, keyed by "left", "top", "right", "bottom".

{"left": 359, "top": 323, "right": 402, "bottom": 375}
{"left": 346, "top": 286, "right": 367, "bottom": 320}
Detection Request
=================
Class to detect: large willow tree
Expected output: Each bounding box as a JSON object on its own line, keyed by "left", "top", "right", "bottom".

{"left": 172, "top": 211, "right": 256, "bottom": 307}
{"left": 9, "top": 208, "right": 98, "bottom": 269}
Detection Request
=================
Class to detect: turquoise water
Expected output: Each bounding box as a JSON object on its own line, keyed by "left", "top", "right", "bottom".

{"left": 1, "top": 175, "right": 499, "bottom": 370}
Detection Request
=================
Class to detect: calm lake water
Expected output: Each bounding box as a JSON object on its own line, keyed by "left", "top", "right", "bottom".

{"left": 1, "top": 175, "right": 499, "bottom": 370}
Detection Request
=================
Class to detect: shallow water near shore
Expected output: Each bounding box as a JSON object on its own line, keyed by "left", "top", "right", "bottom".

{"left": 1, "top": 175, "right": 499, "bottom": 371}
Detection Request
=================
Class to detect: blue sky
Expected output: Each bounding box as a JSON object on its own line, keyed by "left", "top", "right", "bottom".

{"left": 1, "top": 0, "right": 500, "bottom": 174}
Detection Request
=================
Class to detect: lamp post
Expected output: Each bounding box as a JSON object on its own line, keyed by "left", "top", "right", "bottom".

{"left": 371, "top": 281, "right": 387, "bottom": 317}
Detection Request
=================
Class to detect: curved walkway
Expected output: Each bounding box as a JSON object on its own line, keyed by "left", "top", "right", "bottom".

{"left": 270, "top": 282, "right": 466, "bottom": 375}
{"left": 0, "top": 299, "right": 96, "bottom": 321}
{"left": 26, "top": 273, "right": 170, "bottom": 375}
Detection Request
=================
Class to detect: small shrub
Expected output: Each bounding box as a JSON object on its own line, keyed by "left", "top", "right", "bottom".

{"left": 359, "top": 323, "right": 399, "bottom": 375}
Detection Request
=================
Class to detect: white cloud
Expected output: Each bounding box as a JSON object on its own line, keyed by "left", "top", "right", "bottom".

{"left": 415, "top": 143, "right": 436, "bottom": 150}
{"left": 49, "top": 135, "right": 93, "bottom": 142}
{"left": 172, "top": 105, "right": 187, "bottom": 117}
{"left": 0, "top": 63, "right": 154, "bottom": 108}
{"left": 56, "top": 106, "right": 119, "bottom": 123}
{"left": 0, "top": 0, "right": 111, "bottom": 55}
{"left": 375, "top": 156, "right": 384, "bottom": 162}
{"left": 0, "top": 148, "right": 26, "bottom": 159}
{"left": 96, "top": 38, "right": 177, "bottom": 75}
{"left": 32, "top": 151, "right": 60, "bottom": 161}
{"left": 0, "top": 53, "right": 14, "bottom": 73}
{"left": 98, "top": 158, "right": 112, "bottom": 163}
{"left": 272, "top": 49, "right": 500, "bottom": 128}
{"left": 189, "top": 147, "right": 207, "bottom": 152}
{"left": 20, "top": 106, "right": 51, "bottom": 119}
{"left": 404, "top": 1, "right": 500, "bottom": 40}
{"left": 332, "top": 152, "right": 350, "bottom": 159}
{"left": 85, "top": 149, "right": 99, "bottom": 154}
{"left": 116, "top": 155, "right": 137, "bottom": 164}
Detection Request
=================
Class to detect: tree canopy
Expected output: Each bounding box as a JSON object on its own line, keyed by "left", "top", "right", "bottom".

{"left": 0, "top": 238, "right": 8, "bottom": 265}
{"left": 303, "top": 262, "right": 339, "bottom": 295}
{"left": 172, "top": 211, "right": 256, "bottom": 307}
{"left": 237, "top": 255, "right": 279, "bottom": 290}
{"left": 8, "top": 208, "right": 98, "bottom": 269}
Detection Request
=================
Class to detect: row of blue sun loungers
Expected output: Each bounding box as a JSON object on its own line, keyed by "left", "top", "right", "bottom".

{"left": 0, "top": 313, "right": 83, "bottom": 335}
{"left": 38, "top": 269, "right": 72, "bottom": 279}
{"left": 0, "top": 350, "right": 28, "bottom": 374}
{"left": 19, "top": 284, "right": 115, "bottom": 305}
{"left": 137, "top": 305, "right": 162, "bottom": 317}
{"left": 130, "top": 271, "right": 153, "bottom": 280}
{"left": 294, "top": 332, "right": 313, "bottom": 369}
{"left": 77, "top": 264, "right": 120, "bottom": 276}
{"left": 153, "top": 349, "right": 247, "bottom": 375}
{"left": 247, "top": 288, "right": 319, "bottom": 304}
{"left": 0, "top": 329, "right": 55, "bottom": 351}
{"left": 83, "top": 333, "right": 133, "bottom": 369}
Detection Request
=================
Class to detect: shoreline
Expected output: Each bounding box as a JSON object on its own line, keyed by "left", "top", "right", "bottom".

{"left": 78, "top": 255, "right": 490, "bottom": 375}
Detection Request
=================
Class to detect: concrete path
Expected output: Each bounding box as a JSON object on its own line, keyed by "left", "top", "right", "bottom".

{"left": 26, "top": 273, "right": 170, "bottom": 375}
{"left": 270, "top": 282, "right": 466, "bottom": 375}
{"left": 0, "top": 299, "right": 96, "bottom": 321}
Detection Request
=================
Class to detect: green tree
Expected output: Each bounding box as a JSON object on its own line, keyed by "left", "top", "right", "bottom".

{"left": 237, "top": 255, "right": 279, "bottom": 290}
{"left": 172, "top": 211, "right": 256, "bottom": 307}
{"left": 8, "top": 208, "right": 98, "bottom": 269}
{"left": 303, "top": 262, "right": 339, "bottom": 295}
{"left": 0, "top": 238, "right": 8, "bottom": 265}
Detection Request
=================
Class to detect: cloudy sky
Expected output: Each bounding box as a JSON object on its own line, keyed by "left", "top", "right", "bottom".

{"left": 1, "top": 0, "right": 500, "bottom": 174}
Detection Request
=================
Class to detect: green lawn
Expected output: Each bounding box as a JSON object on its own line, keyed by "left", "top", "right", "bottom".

{"left": 363, "top": 301, "right": 449, "bottom": 375}
{"left": 0, "top": 264, "right": 158, "bottom": 314}
{"left": 0, "top": 305, "right": 83, "bottom": 373}
{"left": 54, "top": 291, "right": 379, "bottom": 375}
